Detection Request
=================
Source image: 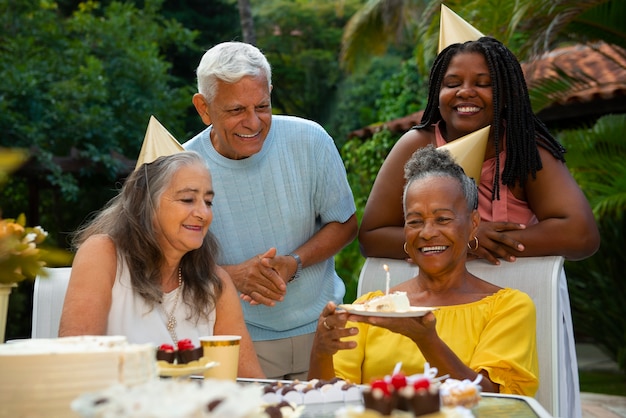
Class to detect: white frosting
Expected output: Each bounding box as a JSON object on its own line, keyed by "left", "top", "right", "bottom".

{"left": 72, "top": 379, "right": 304, "bottom": 418}
{"left": 439, "top": 378, "right": 482, "bottom": 408}
{"left": 261, "top": 379, "right": 362, "bottom": 405}
{"left": 0, "top": 336, "right": 156, "bottom": 417}
{"left": 362, "top": 291, "right": 411, "bottom": 312}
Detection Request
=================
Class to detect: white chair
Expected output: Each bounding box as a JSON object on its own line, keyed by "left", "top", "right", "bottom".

{"left": 357, "top": 256, "right": 563, "bottom": 417}
{"left": 31, "top": 267, "right": 72, "bottom": 338}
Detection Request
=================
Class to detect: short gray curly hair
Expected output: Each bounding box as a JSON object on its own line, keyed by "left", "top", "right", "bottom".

{"left": 403, "top": 144, "right": 479, "bottom": 212}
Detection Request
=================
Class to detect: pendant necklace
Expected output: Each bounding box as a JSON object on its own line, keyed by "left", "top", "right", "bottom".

{"left": 160, "top": 267, "right": 182, "bottom": 346}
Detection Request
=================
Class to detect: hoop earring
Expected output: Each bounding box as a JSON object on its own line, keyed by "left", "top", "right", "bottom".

{"left": 403, "top": 242, "right": 409, "bottom": 254}
{"left": 467, "top": 237, "right": 479, "bottom": 251}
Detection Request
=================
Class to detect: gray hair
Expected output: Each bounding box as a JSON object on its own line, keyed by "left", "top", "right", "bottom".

{"left": 196, "top": 41, "right": 272, "bottom": 103}
{"left": 73, "top": 151, "right": 222, "bottom": 322}
{"left": 403, "top": 145, "right": 479, "bottom": 212}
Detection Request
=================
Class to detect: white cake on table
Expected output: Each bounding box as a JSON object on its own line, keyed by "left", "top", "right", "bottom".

{"left": 0, "top": 335, "right": 156, "bottom": 417}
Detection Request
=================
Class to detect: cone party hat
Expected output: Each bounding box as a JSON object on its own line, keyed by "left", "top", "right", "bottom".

{"left": 135, "top": 115, "right": 184, "bottom": 170}
{"left": 439, "top": 125, "right": 490, "bottom": 183}
{"left": 438, "top": 4, "right": 484, "bottom": 53}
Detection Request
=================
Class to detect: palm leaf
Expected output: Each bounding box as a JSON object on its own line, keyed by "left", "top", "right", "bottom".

{"left": 340, "top": 0, "right": 422, "bottom": 73}
{"left": 517, "top": 0, "right": 625, "bottom": 57}
{"left": 561, "top": 113, "right": 626, "bottom": 370}
{"left": 558, "top": 114, "right": 626, "bottom": 219}
{"left": 528, "top": 66, "right": 596, "bottom": 113}
{"left": 564, "top": 0, "right": 626, "bottom": 50}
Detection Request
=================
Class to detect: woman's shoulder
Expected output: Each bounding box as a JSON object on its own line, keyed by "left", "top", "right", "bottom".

{"left": 491, "top": 287, "right": 534, "bottom": 308}
{"left": 395, "top": 126, "right": 436, "bottom": 150}
{"left": 79, "top": 234, "right": 116, "bottom": 253}
{"left": 382, "top": 127, "right": 436, "bottom": 170}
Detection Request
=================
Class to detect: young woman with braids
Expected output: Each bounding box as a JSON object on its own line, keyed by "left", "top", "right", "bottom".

{"left": 358, "top": 37, "right": 598, "bottom": 418}
{"left": 359, "top": 37, "right": 599, "bottom": 264}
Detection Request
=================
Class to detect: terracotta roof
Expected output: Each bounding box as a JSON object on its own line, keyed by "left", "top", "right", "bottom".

{"left": 349, "top": 42, "right": 626, "bottom": 139}
{"left": 348, "top": 111, "right": 423, "bottom": 139}
{"left": 522, "top": 42, "right": 626, "bottom": 106}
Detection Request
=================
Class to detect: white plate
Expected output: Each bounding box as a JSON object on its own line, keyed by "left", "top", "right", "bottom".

{"left": 339, "top": 304, "right": 437, "bottom": 318}
{"left": 157, "top": 360, "right": 219, "bottom": 377}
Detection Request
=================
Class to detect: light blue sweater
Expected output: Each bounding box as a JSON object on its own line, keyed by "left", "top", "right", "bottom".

{"left": 184, "top": 115, "right": 356, "bottom": 340}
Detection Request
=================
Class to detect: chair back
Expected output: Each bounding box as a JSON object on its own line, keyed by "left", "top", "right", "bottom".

{"left": 357, "top": 256, "right": 563, "bottom": 417}
{"left": 31, "top": 267, "right": 72, "bottom": 338}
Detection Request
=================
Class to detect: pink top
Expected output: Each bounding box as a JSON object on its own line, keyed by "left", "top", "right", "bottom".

{"left": 434, "top": 123, "right": 537, "bottom": 225}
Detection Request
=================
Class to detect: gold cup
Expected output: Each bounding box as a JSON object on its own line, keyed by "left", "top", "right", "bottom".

{"left": 200, "top": 335, "right": 241, "bottom": 380}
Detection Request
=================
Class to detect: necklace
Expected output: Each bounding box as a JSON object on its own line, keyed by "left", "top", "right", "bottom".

{"left": 160, "top": 267, "right": 182, "bottom": 346}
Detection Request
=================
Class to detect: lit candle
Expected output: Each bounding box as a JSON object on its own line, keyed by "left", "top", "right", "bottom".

{"left": 384, "top": 264, "right": 390, "bottom": 295}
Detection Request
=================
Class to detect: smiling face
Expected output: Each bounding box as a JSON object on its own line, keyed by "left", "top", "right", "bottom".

{"left": 404, "top": 176, "right": 479, "bottom": 276}
{"left": 194, "top": 75, "right": 272, "bottom": 160}
{"left": 154, "top": 163, "right": 214, "bottom": 259}
{"left": 438, "top": 52, "right": 494, "bottom": 141}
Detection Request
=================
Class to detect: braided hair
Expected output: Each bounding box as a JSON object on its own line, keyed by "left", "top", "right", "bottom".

{"left": 416, "top": 37, "right": 565, "bottom": 200}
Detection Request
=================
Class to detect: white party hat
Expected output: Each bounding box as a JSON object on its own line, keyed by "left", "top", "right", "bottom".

{"left": 439, "top": 125, "right": 490, "bottom": 183}
{"left": 135, "top": 115, "right": 184, "bottom": 170}
{"left": 438, "top": 4, "right": 484, "bottom": 53}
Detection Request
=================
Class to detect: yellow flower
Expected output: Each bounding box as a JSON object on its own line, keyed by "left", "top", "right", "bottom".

{"left": 0, "top": 214, "right": 50, "bottom": 284}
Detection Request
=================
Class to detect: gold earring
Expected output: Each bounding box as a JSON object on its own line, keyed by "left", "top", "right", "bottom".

{"left": 467, "top": 237, "right": 479, "bottom": 251}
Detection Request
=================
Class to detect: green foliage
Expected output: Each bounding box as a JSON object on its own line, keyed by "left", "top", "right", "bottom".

{"left": 579, "top": 370, "right": 626, "bottom": 396}
{"left": 0, "top": 0, "right": 196, "bottom": 243}
{"left": 333, "top": 55, "right": 426, "bottom": 299}
{"left": 376, "top": 58, "right": 426, "bottom": 122}
{"left": 566, "top": 0, "right": 626, "bottom": 50}
{"left": 339, "top": 0, "right": 421, "bottom": 73}
{"left": 342, "top": 128, "right": 397, "bottom": 210}
{"left": 0, "top": 0, "right": 196, "bottom": 198}
{"left": 560, "top": 114, "right": 626, "bottom": 372}
{"left": 559, "top": 114, "right": 626, "bottom": 219}
{"left": 325, "top": 55, "right": 404, "bottom": 146}
{"left": 158, "top": 0, "right": 241, "bottom": 138}
{"left": 337, "top": 128, "right": 399, "bottom": 301}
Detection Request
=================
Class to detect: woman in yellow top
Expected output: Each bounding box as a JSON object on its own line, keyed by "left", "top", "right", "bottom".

{"left": 308, "top": 145, "right": 538, "bottom": 396}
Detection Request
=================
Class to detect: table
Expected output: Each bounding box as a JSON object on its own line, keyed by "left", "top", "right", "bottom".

{"left": 298, "top": 394, "right": 551, "bottom": 417}
{"left": 235, "top": 379, "right": 552, "bottom": 418}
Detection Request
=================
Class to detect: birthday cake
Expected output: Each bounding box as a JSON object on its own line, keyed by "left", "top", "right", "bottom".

{"left": 341, "top": 291, "right": 412, "bottom": 313}
{"left": 0, "top": 336, "right": 156, "bottom": 417}
{"left": 362, "top": 291, "right": 411, "bottom": 312}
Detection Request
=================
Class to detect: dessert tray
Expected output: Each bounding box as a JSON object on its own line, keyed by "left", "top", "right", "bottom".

{"left": 157, "top": 360, "right": 219, "bottom": 377}
{"left": 339, "top": 304, "right": 437, "bottom": 317}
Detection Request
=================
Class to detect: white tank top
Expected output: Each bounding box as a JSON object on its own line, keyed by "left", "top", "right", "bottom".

{"left": 107, "top": 258, "right": 216, "bottom": 347}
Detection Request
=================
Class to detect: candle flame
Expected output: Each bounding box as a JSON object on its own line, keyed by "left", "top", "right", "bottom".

{"left": 383, "top": 264, "right": 389, "bottom": 272}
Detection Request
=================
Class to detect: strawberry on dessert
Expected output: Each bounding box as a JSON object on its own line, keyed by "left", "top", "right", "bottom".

{"left": 156, "top": 343, "right": 176, "bottom": 363}
{"left": 155, "top": 339, "right": 203, "bottom": 364}
{"left": 362, "top": 366, "right": 441, "bottom": 417}
{"left": 176, "top": 339, "right": 203, "bottom": 364}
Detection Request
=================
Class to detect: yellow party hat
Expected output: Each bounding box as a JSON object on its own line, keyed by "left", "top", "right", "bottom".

{"left": 135, "top": 115, "right": 184, "bottom": 170}
{"left": 438, "top": 4, "right": 484, "bottom": 53}
{"left": 439, "top": 125, "right": 490, "bottom": 183}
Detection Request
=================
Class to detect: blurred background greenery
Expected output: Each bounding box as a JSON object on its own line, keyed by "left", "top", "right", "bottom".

{"left": 0, "top": 0, "right": 624, "bottom": 391}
